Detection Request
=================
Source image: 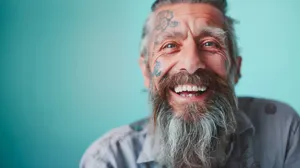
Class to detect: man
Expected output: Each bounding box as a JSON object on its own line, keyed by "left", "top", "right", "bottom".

{"left": 80, "top": 0, "right": 300, "bottom": 167}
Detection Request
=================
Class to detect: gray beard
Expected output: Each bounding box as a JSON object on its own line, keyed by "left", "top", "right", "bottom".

{"left": 152, "top": 92, "right": 237, "bottom": 168}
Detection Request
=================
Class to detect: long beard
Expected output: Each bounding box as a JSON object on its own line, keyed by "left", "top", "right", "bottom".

{"left": 149, "top": 69, "right": 237, "bottom": 168}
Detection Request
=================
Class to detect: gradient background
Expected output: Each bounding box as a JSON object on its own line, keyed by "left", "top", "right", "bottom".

{"left": 1, "top": 0, "right": 300, "bottom": 167}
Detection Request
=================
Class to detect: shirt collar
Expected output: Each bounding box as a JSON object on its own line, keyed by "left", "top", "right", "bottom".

{"left": 136, "top": 110, "right": 255, "bottom": 164}
{"left": 235, "top": 109, "right": 255, "bottom": 135}
{"left": 136, "top": 123, "right": 156, "bottom": 164}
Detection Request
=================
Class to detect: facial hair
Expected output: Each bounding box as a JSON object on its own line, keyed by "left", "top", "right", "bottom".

{"left": 149, "top": 69, "right": 237, "bottom": 168}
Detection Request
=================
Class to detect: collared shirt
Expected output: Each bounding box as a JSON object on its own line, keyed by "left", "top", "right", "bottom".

{"left": 80, "top": 97, "right": 300, "bottom": 168}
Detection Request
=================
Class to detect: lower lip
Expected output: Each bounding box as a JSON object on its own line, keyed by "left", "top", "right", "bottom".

{"left": 169, "top": 89, "right": 210, "bottom": 103}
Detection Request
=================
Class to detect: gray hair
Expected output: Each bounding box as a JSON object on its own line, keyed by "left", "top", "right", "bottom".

{"left": 140, "top": 0, "right": 240, "bottom": 75}
{"left": 151, "top": 68, "right": 238, "bottom": 167}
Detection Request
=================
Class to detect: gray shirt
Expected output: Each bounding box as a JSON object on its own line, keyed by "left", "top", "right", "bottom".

{"left": 80, "top": 97, "right": 300, "bottom": 168}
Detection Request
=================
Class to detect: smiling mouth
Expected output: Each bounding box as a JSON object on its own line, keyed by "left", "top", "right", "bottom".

{"left": 171, "top": 84, "right": 208, "bottom": 97}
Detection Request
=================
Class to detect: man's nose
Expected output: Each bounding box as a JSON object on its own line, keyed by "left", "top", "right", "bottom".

{"left": 178, "top": 42, "right": 205, "bottom": 74}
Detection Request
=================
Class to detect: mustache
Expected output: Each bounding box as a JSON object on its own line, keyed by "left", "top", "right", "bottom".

{"left": 155, "top": 69, "right": 231, "bottom": 98}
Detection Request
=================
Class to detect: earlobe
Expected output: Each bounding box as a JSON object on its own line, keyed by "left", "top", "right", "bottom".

{"left": 139, "top": 56, "right": 150, "bottom": 89}
{"left": 234, "top": 56, "right": 242, "bottom": 84}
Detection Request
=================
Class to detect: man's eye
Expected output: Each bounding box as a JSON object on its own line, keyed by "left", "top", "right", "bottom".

{"left": 202, "top": 41, "right": 218, "bottom": 48}
{"left": 163, "top": 43, "right": 177, "bottom": 49}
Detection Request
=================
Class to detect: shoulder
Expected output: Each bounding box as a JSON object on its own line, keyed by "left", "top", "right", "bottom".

{"left": 237, "top": 97, "right": 300, "bottom": 166}
{"left": 80, "top": 118, "right": 150, "bottom": 168}
{"left": 238, "top": 96, "right": 300, "bottom": 134}
{"left": 238, "top": 96, "right": 299, "bottom": 120}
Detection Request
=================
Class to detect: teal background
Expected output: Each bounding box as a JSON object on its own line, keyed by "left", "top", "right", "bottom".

{"left": 1, "top": 0, "right": 299, "bottom": 167}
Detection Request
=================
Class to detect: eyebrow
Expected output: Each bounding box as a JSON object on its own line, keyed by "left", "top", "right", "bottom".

{"left": 197, "top": 26, "right": 227, "bottom": 45}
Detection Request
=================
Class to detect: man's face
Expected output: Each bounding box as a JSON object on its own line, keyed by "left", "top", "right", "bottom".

{"left": 141, "top": 3, "right": 240, "bottom": 118}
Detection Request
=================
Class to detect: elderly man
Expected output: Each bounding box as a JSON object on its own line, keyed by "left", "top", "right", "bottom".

{"left": 80, "top": 0, "right": 300, "bottom": 168}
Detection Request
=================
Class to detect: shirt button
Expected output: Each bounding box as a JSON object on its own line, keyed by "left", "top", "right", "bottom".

{"left": 265, "top": 103, "right": 277, "bottom": 114}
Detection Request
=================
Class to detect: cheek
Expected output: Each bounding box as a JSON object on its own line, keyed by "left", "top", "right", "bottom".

{"left": 204, "top": 54, "right": 229, "bottom": 78}
{"left": 150, "top": 56, "right": 176, "bottom": 88}
{"left": 150, "top": 57, "right": 165, "bottom": 90}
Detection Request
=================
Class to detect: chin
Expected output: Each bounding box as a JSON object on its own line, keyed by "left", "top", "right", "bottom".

{"left": 170, "top": 101, "right": 210, "bottom": 122}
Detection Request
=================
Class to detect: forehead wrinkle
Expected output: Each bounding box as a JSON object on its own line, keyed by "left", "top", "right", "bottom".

{"left": 157, "top": 3, "right": 225, "bottom": 23}
{"left": 155, "top": 31, "right": 188, "bottom": 43}
{"left": 152, "top": 10, "right": 225, "bottom": 42}
{"left": 147, "top": 4, "right": 227, "bottom": 51}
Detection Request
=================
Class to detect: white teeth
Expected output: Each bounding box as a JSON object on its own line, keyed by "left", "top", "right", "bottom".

{"left": 180, "top": 93, "right": 196, "bottom": 98}
{"left": 181, "top": 93, "right": 194, "bottom": 97}
{"left": 178, "top": 86, "right": 182, "bottom": 92}
{"left": 175, "top": 86, "right": 181, "bottom": 93}
{"left": 182, "top": 85, "right": 187, "bottom": 91}
{"left": 174, "top": 85, "right": 208, "bottom": 93}
{"left": 199, "top": 86, "right": 207, "bottom": 92}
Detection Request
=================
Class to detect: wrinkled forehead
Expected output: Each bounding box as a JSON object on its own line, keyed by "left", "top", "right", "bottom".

{"left": 148, "top": 3, "right": 226, "bottom": 36}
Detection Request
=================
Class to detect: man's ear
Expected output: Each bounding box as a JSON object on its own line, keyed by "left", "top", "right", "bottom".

{"left": 234, "top": 56, "right": 242, "bottom": 84}
{"left": 139, "top": 56, "right": 150, "bottom": 89}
